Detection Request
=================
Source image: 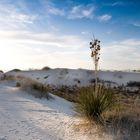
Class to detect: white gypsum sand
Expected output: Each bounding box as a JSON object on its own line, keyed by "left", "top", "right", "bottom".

{"left": 0, "top": 81, "right": 112, "bottom": 140}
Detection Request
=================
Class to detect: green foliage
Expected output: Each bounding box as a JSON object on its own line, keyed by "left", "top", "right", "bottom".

{"left": 76, "top": 85, "right": 115, "bottom": 124}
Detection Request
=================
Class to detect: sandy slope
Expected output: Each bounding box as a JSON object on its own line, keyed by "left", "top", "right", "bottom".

{"left": 0, "top": 82, "right": 74, "bottom": 140}
{"left": 0, "top": 81, "right": 112, "bottom": 140}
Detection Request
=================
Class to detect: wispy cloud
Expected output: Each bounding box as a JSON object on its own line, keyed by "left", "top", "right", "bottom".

{"left": 43, "top": 1, "right": 94, "bottom": 20}
{"left": 0, "top": 30, "right": 86, "bottom": 49}
{"left": 0, "top": 30, "right": 88, "bottom": 70}
{"left": 101, "top": 39, "right": 140, "bottom": 70}
{"left": 120, "top": 39, "right": 140, "bottom": 46}
{"left": 68, "top": 5, "right": 94, "bottom": 19}
{"left": 47, "top": 6, "right": 65, "bottom": 16}
{"left": 111, "top": 1, "right": 124, "bottom": 6}
{"left": 97, "top": 14, "right": 112, "bottom": 22}
{"left": 81, "top": 31, "right": 89, "bottom": 35}
{"left": 0, "top": 3, "right": 37, "bottom": 30}
{"left": 103, "top": 1, "right": 125, "bottom": 7}
{"left": 131, "top": 22, "right": 140, "bottom": 27}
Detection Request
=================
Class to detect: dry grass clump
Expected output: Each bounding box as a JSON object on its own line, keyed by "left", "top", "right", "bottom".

{"left": 75, "top": 88, "right": 140, "bottom": 139}
{"left": 103, "top": 93, "right": 140, "bottom": 140}
{"left": 2, "top": 75, "right": 15, "bottom": 80}
{"left": 19, "top": 77, "right": 51, "bottom": 99}
{"left": 75, "top": 85, "right": 116, "bottom": 124}
{"left": 51, "top": 85, "right": 79, "bottom": 102}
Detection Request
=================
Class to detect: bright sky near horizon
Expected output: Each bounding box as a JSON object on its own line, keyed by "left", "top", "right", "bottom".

{"left": 0, "top": 0, "right": 140, "bottom": 71}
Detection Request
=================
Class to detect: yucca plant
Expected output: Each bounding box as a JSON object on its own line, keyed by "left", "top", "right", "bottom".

{"left": 76, "top": 85, "right": 115, "bottom": 124}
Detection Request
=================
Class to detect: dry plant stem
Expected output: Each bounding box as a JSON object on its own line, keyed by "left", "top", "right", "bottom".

{"left": 90, "top": 39, "right": 100, "bottom": 95}
{"left": 94, "top": 57, "right": 98, "bottom": 95}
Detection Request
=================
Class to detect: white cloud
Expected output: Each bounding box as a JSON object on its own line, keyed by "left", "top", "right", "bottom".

{"left": 46, "top": 4, "right": 94, "bottom": 19}
{"left": 0, "top": 30, "right": 139, "bottom": 70}
{"left": 0, "top": 3, "right": 37, "bottom": 30}
{"left": 103, "top": 1, "right": 124, "bottom": 7}
{"left": 40, "top": 0, "right": 65, "bottom": 17}
{"left": 81, "top": 31, "right": 89, "bottom": 35}
{"left": 98, "top": 14, "right": 112, "bottom": 22}
{"left": 0, "top": 31, "right": 86, "bottom": 49}
{"left": 10, "top": 14, "right": 37, "bottom": 24}
{"left": 47, "top": 6, "right": 65, "bottom": 16}
{"left": 0, "top": 30, "right": 89, "bottom": 70}
{"left": 100, "top": 39, "right": 140, "bottom": 70}
{"left": 68, "top": 5, "right": 94, "bottom": 19}
{"left": 120, "top": 39, "right": 140, "bottom": 46}
{"left": 111, "top": 1, "right": 124, "bottom": 6}
{"left": 131, "top": 22, "right": 140, "bottom": 27}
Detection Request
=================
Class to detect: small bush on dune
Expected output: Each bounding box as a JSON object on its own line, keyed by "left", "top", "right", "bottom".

{"left": 0, "top": 70, "right": 3, "bottom": 73}
{"left": 10, "top": 69, "right": 21, "bottom": 72}
{"left": 16, "top": 82, "right": 21, "bottom": 87}
{"left": 42, "top": 66, "right": 51, "bottom": 70}
{"left": 2, "top": 75, "right": 16, "bottom": 80}
{"left": 127, "top": 81, "right": 140, "bottom": 87}
{"left": 20, "top": 78, "right": 51, "bottom": 99}
{"left": 76, "top": 85, "right": 115, "bottom": 124}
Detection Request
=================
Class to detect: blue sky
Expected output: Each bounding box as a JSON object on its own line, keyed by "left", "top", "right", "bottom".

{"left": 0, "top": 0, "right": 140, "bottom": 71}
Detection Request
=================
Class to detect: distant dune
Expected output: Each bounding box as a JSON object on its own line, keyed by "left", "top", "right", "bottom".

{"left": 5, "top": 68, "right": 140, "bottom": 87}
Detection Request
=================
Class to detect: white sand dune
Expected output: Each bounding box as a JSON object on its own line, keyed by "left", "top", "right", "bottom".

{"left": 1, "top": 68, "right": 139, "bottom": 140}
{"left": 6, "top": 69, "right": 140, "bottom": 86}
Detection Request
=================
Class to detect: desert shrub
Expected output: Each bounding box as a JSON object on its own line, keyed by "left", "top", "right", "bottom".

{"left": 53, "top": 85, "right": 79, "bottom": 102}
{"left": 44, "top": 75, "right": 49, "bottom": 79}
{"left": 127, "top": 81, "right": 140, "bottom": 87}
{"left": 74, "top": 78, "right": 81, "bottom": 84}
{"left": 0, "top": 70, "right": 3, "bottom": 73}
{"left": 89, "top": 78, "right": 95, "bottom": 83}
{"left": 76, "top": 85, "right": 115, "bottom": 124}
{"left": 29, "top": 83, "right": 50, "bottom": 99}
{"left": 57, "top": 85, "right": 68, "bottom": 92}
{"left": 16, "top": 82, "right": 21, "bottom": 87}
{"left": 2, "top": 75, "right": 16, "bottom": 80}
{"left": 60, "top": 69, "right": 68, "bottom": 75}
{"left": 10, "top": 69, "right": 21, "bottom": 72}
{"left": 20, "top": 78, "right": 51, "bottom": 99}
{"left": 42, "top": 66, "right": 51, "bottom": 70}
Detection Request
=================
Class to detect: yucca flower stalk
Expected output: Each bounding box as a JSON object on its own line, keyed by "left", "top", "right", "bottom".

{"left": 89, "top": 38, "right": 101, "bottom": 94}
